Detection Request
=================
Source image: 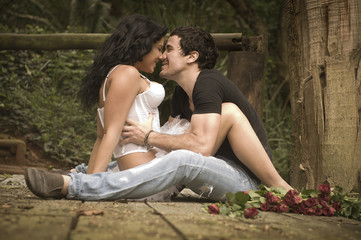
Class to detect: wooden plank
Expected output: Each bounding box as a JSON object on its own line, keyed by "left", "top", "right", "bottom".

{"left": 147, "top": 202, "right": 361, "bottom": 240}
{"left": 0, "top": 33, "right": 244, "bottom": 51}
{"left": 70, "top": 201, "right": 178, "bottom": 240}
{"left": 146, "top": 202, "right": 256, "bottom": 240}
{"left": 0, "top": 197, "right": 81, "bottom": 240}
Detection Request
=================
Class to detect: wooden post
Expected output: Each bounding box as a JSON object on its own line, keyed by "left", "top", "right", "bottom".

{"left": 227, "top": 35, "right": 266, "bottom": 117}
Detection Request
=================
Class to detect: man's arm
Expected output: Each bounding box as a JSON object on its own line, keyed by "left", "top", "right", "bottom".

{"left": 121, "top": 113, "right": 221, "bottom": 156}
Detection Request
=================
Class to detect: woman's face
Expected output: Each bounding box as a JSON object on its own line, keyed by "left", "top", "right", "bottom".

{"left": 134, "top": 37, "right": 165, "bottom": 73}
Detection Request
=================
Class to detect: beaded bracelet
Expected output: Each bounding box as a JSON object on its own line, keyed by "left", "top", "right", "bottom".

{"left": 144, "top": 130, "right": 154, "bottom": 149}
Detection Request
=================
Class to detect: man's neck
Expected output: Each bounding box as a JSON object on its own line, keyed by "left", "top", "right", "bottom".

{"left": 176, "top": 67, "right": 201, "bottom": 100}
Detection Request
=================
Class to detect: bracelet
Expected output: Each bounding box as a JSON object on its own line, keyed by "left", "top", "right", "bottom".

{"left": 144, "top": 130, "right": 154, "bottom": 150}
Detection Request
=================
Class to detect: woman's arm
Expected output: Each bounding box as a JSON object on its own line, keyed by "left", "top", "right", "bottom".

{"left": 86, "top": 115, "right": 104, "bottom": 173}
{"left": 87, "top": 66, "right": 141, "bottom": 174}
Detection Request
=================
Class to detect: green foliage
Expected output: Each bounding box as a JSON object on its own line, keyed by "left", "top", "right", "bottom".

{"left": 332, "top": 186, "right": 361, "bottom": 220}
{"left": 263, "top": 58, "right": 291, "bottom": 182}
{"left": 0, "top": 27, "right": 96, "bottom": 166}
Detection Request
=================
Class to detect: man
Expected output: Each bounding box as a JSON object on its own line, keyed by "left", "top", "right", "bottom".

{"left": 25, "top": 26, "right": 291, "bottom": 201}
{"left": 121, "top": 26, "right": 291, "bottom": 190}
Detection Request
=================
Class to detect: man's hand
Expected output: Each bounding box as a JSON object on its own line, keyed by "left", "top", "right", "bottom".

{"left": 120, "top": 113, "right": 154, "bottom": 146}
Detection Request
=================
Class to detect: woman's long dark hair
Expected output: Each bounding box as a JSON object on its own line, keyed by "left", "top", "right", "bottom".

{"left": 79, "top": 15, "right": 168, "bottom": 111}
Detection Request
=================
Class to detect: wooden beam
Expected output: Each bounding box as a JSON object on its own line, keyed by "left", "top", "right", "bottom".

{"left": 0, "top": 33, "right": 246, "bottom": 51}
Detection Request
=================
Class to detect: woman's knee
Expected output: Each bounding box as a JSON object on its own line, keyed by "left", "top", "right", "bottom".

{"left": 165, "top": 150, "right": 203, "bottom": 166}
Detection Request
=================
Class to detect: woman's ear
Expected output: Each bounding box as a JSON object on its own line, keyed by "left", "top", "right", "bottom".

{"left": 187, "top": 51, "right": 199, "bottom": 63}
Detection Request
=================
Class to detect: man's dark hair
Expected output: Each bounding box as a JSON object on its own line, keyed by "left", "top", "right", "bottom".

{"left": 170, "top": 26, "right": 218, "bottom": 70}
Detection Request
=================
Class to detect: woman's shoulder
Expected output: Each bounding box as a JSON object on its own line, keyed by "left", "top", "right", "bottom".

{"left": 107, "top": 65, "right": 142, "bottom": 88}
{"left": 110, "top": 65, "right": 140, "bottom": 79}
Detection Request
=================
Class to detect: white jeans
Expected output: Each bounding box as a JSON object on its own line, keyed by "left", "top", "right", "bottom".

{"left": 67, "top": 150, "right": 259, "bottom": 201}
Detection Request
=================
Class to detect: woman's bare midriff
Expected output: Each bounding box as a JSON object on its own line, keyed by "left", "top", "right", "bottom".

{"left": 116, "top": 150, "right": 157, "bottom": 171}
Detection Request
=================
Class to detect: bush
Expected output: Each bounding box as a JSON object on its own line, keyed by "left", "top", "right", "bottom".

{"left": 0, "top": 49, "right": 96, "bottom": 166}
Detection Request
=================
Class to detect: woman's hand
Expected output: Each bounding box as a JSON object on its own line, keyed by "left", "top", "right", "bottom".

{"left": 120, "top": 113, "right": 154, "bottom": 146}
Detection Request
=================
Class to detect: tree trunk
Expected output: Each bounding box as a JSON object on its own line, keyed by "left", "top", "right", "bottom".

{"left": 284, "top": 0, "right": 361, "bottom": 192}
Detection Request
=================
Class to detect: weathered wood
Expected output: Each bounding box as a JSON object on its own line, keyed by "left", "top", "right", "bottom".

{"left": 227, "top": 51, "right": 266, "bottom": 117}
{"left": 285, "top": 0, "right": 361, "bottom": 191}
{"left": 0, "top": 198, "right": 81, "bottom": 240}
{"left": 1, "top": 177, "right": 361, "bottom": 240}
{"left": 71, "top": 202, "right": 178, "bottom": 240}
{"left": 0, "top": 139, "right": 26, "bottom": 166}
{"left": 0, "top": 33, "right": 245, "bottom": 51}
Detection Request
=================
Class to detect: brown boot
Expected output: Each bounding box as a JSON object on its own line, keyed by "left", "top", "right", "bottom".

{"left": 24, "top": 168, "right": 65, "bottom": 199}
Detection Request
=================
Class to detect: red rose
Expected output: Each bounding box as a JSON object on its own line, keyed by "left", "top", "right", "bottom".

{"left": 283, "top": 190, "right": 302, "bottom": 207}
{"left": 322, "top": 206, "right": 335, "bottom": 216}
{"left": 292, "top": 206, "right": 302, "bottom": 214}
{"left": 283, "top": 196, "right": 302, "bottom": 207}
{"left": 332, "top": 201, "right": 341, "bottom": 212}
{"left": 303, "top": 198, "right": 319, "bottom": 207}
{"left": 318, "top": 184, "right": 331, "bottom": 195}
{"left": 305, "top": 208, "right": 315, "bottom": 216}
{"left": 315, "top": 207, "right": 323, "bottom": 216}
{"left": 208, "top": 204, "right": 219, "bottom": 214}
{"left": 298, "top": 204, "right": 308, "bottom": 214}
{"left": 265, "top": 192, "right": 274, "bottom": 198}
{"left": 265, "top": 192, "right": 281, "bottom": 204}
{"left": 319, "top": 200, "right": 329, "bottom": 208}
{"left": 287, "top": 189, "right": 300, "bottom": 197}
{"left": 269, "top": 205, "right": 277, "bottom": 212}
{"left": 260, "top": 203, "right": 270, "bottom": 211}
{"left": 278, "top": 203, "right": 289, "bottom": 212}
{"left": 244, "top": 207, "right": 259, "bottom": 219}
{"left": 318, "top": 194, "right": 331, "bottom": 203}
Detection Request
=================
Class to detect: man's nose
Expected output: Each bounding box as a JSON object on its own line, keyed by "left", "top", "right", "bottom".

{"left": 159, "top": 52, "right": 166, "bottom": 60}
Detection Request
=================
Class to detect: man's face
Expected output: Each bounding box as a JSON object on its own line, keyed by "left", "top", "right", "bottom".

{"left": 159, "top": 35, "right": 188, "bottom": 80}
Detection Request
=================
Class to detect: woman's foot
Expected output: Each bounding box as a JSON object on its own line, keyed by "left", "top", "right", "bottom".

{"left": 24, "top": 168, "right": 67, "bottom": 199}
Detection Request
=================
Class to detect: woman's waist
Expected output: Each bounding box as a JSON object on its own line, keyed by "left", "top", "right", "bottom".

{"left": 116, "top": 150, "right": 157, "bottom": 170}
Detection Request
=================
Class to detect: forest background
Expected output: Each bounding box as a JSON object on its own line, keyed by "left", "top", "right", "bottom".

{"left": 0, "top": 0, "right": 291, "bottom": 181}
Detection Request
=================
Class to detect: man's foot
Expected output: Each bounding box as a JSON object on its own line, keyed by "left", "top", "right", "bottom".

{"left": 24, "top": 168, "right": 65, "bottom": 199}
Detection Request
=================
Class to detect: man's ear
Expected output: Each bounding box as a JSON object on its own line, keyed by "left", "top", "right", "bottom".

{"left": 187, "top": 51, "right": 199, "bottom": 63}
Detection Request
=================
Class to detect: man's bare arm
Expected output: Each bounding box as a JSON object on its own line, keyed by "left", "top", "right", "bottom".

{"left": 121, "top": 113, "right": 221, "bottom": 156}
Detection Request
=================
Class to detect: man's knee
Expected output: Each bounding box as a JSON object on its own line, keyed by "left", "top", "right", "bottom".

{"left": 221, "top": 103, "right": 245, "bottom": 124}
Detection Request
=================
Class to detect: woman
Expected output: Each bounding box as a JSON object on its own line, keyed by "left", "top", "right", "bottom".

{"left": 79, "top": 15, "right": 170, "bottom": 174}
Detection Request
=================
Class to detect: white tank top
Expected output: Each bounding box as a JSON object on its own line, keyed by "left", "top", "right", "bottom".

{"left": 97, "top": 65, "right": 165, "bottom": 158}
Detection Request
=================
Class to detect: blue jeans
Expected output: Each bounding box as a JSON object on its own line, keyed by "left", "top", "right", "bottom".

{"left": 67, "top": 150, "right": 258, "bottom": 201}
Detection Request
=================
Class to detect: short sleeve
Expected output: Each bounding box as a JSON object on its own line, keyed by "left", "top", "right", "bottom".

{"left": 192, "top": 76, "right": 223, "bottom": 115}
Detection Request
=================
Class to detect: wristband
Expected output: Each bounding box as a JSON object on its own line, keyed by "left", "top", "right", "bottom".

{"left": 144, "top": 130, "right": 154, "bottom": 150}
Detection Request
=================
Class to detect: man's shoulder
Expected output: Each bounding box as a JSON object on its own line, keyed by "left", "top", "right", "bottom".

{"left": 199, "top": 69, "right": 223, "bottom": 78}
{"left": 195, "top": 69, "right": 229, "bottom": 90}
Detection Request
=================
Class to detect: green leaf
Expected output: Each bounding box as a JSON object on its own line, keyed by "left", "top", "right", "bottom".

{"left": 231, "top": 204, "right": 243, "bottom": 212}
{"left": 226, "top": 192, "right": 235, "bottom": 202}
{"left": 234, "top": 192, "right": 250, "bottom": 205}
{"left": 248, "top": 190, "right": 261, "bottom": 199}
{"left": 260, "top": 197, "right": 267, "bottom": 204}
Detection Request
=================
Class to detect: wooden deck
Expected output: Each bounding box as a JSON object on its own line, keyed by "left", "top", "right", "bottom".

{"left": 1, "top": 174, "right": 360, "bottom": 240}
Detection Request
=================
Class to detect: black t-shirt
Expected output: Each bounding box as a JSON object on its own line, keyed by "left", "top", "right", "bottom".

{"left": 171, "top": 69, "right": 272, "bottom": 179}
